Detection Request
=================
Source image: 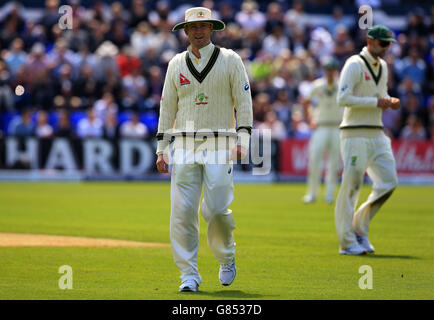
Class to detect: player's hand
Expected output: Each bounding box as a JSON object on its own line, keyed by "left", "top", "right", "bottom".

{"left": 389, "top": 97, "right": 400, "bottom": 110}
{"left": 156, "top": 154, "right": 169, "bottom": 173}
{"left": 309, "top": 120, "right": 317, "bottom": 130}
{"left": 230, "top": 145, "right": 248, "bottom": 161}
{"left": 377, "top": 98, "right": 391, "bottom": 110}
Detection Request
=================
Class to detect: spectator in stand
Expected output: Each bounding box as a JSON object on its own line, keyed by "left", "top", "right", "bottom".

{"left": 399, "top": 93, "right": 429, "bottom": 134}
{"left": 397, "top": 77, "right": 423, "bottom": 107}
{"left": 290, "top": 110, "right": 311, "bottom": 139}
{"left": 264, "top": 2, "right": 284, "bottom": 34}
{"left": 326, "top": 6, "right": 354, "bottom": 37}
{"left": 4, "top": 38, "right": 27, "bottom": 77}
{"left": 23, "top": 43, "right": 49, "bottom": 85}
{"left": 77, "top": 108, "right": 103, "bottom": 138}
{"left": 397, "top": 48, "right": 427, "bottom": 86}
{"left": 219, "top": 1, "right": 236, "bottom": 25}
{"left": 0, "top": 61, "right": 14, "bottom": 112}
{"left": 333, "top": 25, "right": 355, "bottom": 66}
{"left": 93, "top": 91, "right": 118, "bottom": 122}
{"left": 252, "top": 92, "right": 272, "bottom": 125}
{"left": 122, "top": 66, "right": 147, "bottom": 111}
{"left": 55, "top": 109, "right": 75, "bottom": 138}
{"left": 0, "top": 7, "right": 22, "bottom": 49}
{"left": 308, "top": 27, "right": 334, "bottom": 61}
{"left": 35, "top": 110, "right": 53, "bottom": 138}
{"left": 284, "top": 0, "right": 309, "bottom": 37}
{"left": 47, "top": 38, "right": 80, "bottom": 79}
{"left": 63, "top": 16, "right": 89, "bottom": 53}
{"left": 257, "top": 110, "right": 286, "bottom": 141}
{"left": 129, "top": 0, "right": 149, "bottom": 29}
{"left": 400, "top": 114, "right": 427, "bottom": 140}
{"left": 262, "top": 21, "right": 289, "bottom": 58}
{"left": 19, "top": 20, "right": 46, "bottom": 51}
{"left": 130, "top": 22, "right": 156, "bottom": 58}
{"left": 148, "top": 0, "right": 176, "bottom": 29}
{"left": 145, "top": 66, "right": 164, "bottom": 111}
{"left": 116, "top": 45, "right": 142, "bottom": 78}
{"left": 153, "top": 20, "right": 180, "bottom": 56}
{"left": 8, "top": 108, "right": 34, "bottom": 137}
{"left": 235, "top": 1, "right": 266, "bottom": 33}
{"left": 272, "top": 89, "right": 292, "bottom": 132}
{"left": 39, "top": 0, "right": 61, "bottom": 43}
{"left": 103, "top": 111, "right": 120, "bottom": 140}
{"left": 73, "top": 63, "right": 99, "bottom": 106}
{"left": 120, "top": 111, "right": 148, "bottom": 139}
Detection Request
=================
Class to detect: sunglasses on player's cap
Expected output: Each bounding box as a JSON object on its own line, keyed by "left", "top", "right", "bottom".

{"left": 367, "top": 25, "right": 396, "bottom": 47}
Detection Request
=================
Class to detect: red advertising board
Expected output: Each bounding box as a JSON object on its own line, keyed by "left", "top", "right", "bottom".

{"left": 279, "top": 139, "right": 434, "bottom": 179}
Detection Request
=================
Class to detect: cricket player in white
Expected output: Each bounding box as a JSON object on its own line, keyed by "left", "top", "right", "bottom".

{"left": 302, "top": 58, "right": 342, "bottom": 204}
{"left": 335, "top": 25, "right": 400, "bottom": 255}
{"left": 155, "top": 7, "right": 253, "bottom": 291}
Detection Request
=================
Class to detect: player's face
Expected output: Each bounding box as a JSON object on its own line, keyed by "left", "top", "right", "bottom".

{"left": 324, "top": 68, "right": 335, "bottom": 80}
{"left": 372, "top": 39, "right": 391, "bottom": 58}
{"left": 185, "top": 22, "right": 213, "bottom": 49}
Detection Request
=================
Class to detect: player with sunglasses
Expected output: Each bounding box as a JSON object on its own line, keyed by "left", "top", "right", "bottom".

{"left": 335, "top": 25, "right": 400, "bottom": 255}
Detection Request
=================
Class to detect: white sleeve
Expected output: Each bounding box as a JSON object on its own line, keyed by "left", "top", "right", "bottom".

{"left": 380, "top": 62, "right": 390, "bottom": 99}
{"left": 230, "top": 53, "right": 253, "bottom": 150}
{"left": 337, "top": 60, "right": 378, "bottom": 108}
{"left": 156, "top": 59, "right": 178, "bottom": 155}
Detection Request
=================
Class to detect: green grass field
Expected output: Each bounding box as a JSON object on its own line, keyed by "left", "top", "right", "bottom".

{"left": 0, "top": 182, "right": 432, "bottom": 300}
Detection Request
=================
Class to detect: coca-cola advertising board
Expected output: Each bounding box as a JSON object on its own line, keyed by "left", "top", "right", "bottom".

{"left": 279, "top": 139, "right": 434, "bottom": 180}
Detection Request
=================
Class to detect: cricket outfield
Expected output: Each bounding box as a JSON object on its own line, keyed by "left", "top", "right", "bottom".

{"left": 0, "top": 182, "right": 432, "bottom": 300}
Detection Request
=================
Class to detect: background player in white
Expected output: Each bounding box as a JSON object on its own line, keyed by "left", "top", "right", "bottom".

{"left": 335, "top": 25, "right": 400, "bottom": 255}
{"left": 155, "top": 7, "right": 253, "bottom": 291}
{"left": 302, "top": 58, "right": 342, "bottom": 204}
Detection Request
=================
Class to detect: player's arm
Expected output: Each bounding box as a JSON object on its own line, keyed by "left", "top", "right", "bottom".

{"left": 230, "top": 53, "right": 253, "bottom": 160}
{"left": 337, "top": 60, "right": 378, "bottom": 108}
{"left": 378, "top": 62, "right": 400, "bottom": 110}
{"left": 302, "top": 84, "right": 317, "bottom": 128}
{"left": 156, "top": 60, "right": 178, "bottom": 173}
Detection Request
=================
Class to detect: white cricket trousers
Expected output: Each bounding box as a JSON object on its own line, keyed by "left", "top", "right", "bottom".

{"left": 306, "top": 127, "right": 340, "bottom": 200}
{"left": 335, "top": 133, "right": 398, "bottom": 249}
{"left": 170, "top": 149, "right": 235, "bottom": 285}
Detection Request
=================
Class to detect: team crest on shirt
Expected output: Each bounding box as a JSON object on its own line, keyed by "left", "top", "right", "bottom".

{"left": 364, "top": 72, "right": 371, "bottom": 81}
{"left": 180, "top": 73, "right": 191, "bottom": 86}
{"left": 195, "top": 92, "right": 208, "bottom": 105}
{"left": 351, "top": 156, "right": 357, "bottom": 166}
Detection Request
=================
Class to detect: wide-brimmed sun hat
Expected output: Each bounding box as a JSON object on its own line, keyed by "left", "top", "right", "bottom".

{"left": 172, "top": 7, "right": 225, "bottom": 32}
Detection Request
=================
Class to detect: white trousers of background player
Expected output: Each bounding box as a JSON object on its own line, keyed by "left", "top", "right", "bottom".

{"left": 335, "top": 134, "right": 398, "bottom": 249}
{"left": 306, "top": 127, "right": 340, "bottom": 201}
{"left": 170, "top": 149, "right": 235, "bottom": 285}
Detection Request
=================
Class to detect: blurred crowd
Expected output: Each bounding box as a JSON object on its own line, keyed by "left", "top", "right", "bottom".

{"left": 0, "top": 0, "right": 433, "bottom": 142}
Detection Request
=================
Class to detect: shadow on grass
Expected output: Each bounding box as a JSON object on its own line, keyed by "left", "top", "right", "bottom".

{"left": 362, "top": 254, "right": 420, "bottom": 260}
{"left": 179, "top": 290, "right": 276, "bottom": 299}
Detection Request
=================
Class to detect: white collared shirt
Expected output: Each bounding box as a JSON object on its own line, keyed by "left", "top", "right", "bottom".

{"left": 187, "top": 42, "right": 214, "bottom": 71}
{"left": 337, "top": 46, "right": 390, "bottom": 129}
{"left": 156, "top": 42, "right": 253, "bottom": 154}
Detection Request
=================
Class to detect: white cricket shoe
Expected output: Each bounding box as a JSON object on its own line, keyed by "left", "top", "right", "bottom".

{"left": 339, "top": 243, "right": 367, "bottom": 255}
{"left": 219, "top": 259, "right": 236, "bottom": 286}
{"left": 179, "top": 279, "right": 199, "bottom": 292}
{"left": 303, "top": 194, "right": 316, "bottom": 204}
{"left": 355, "top": 233, "right": 375, "bottom": 253}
